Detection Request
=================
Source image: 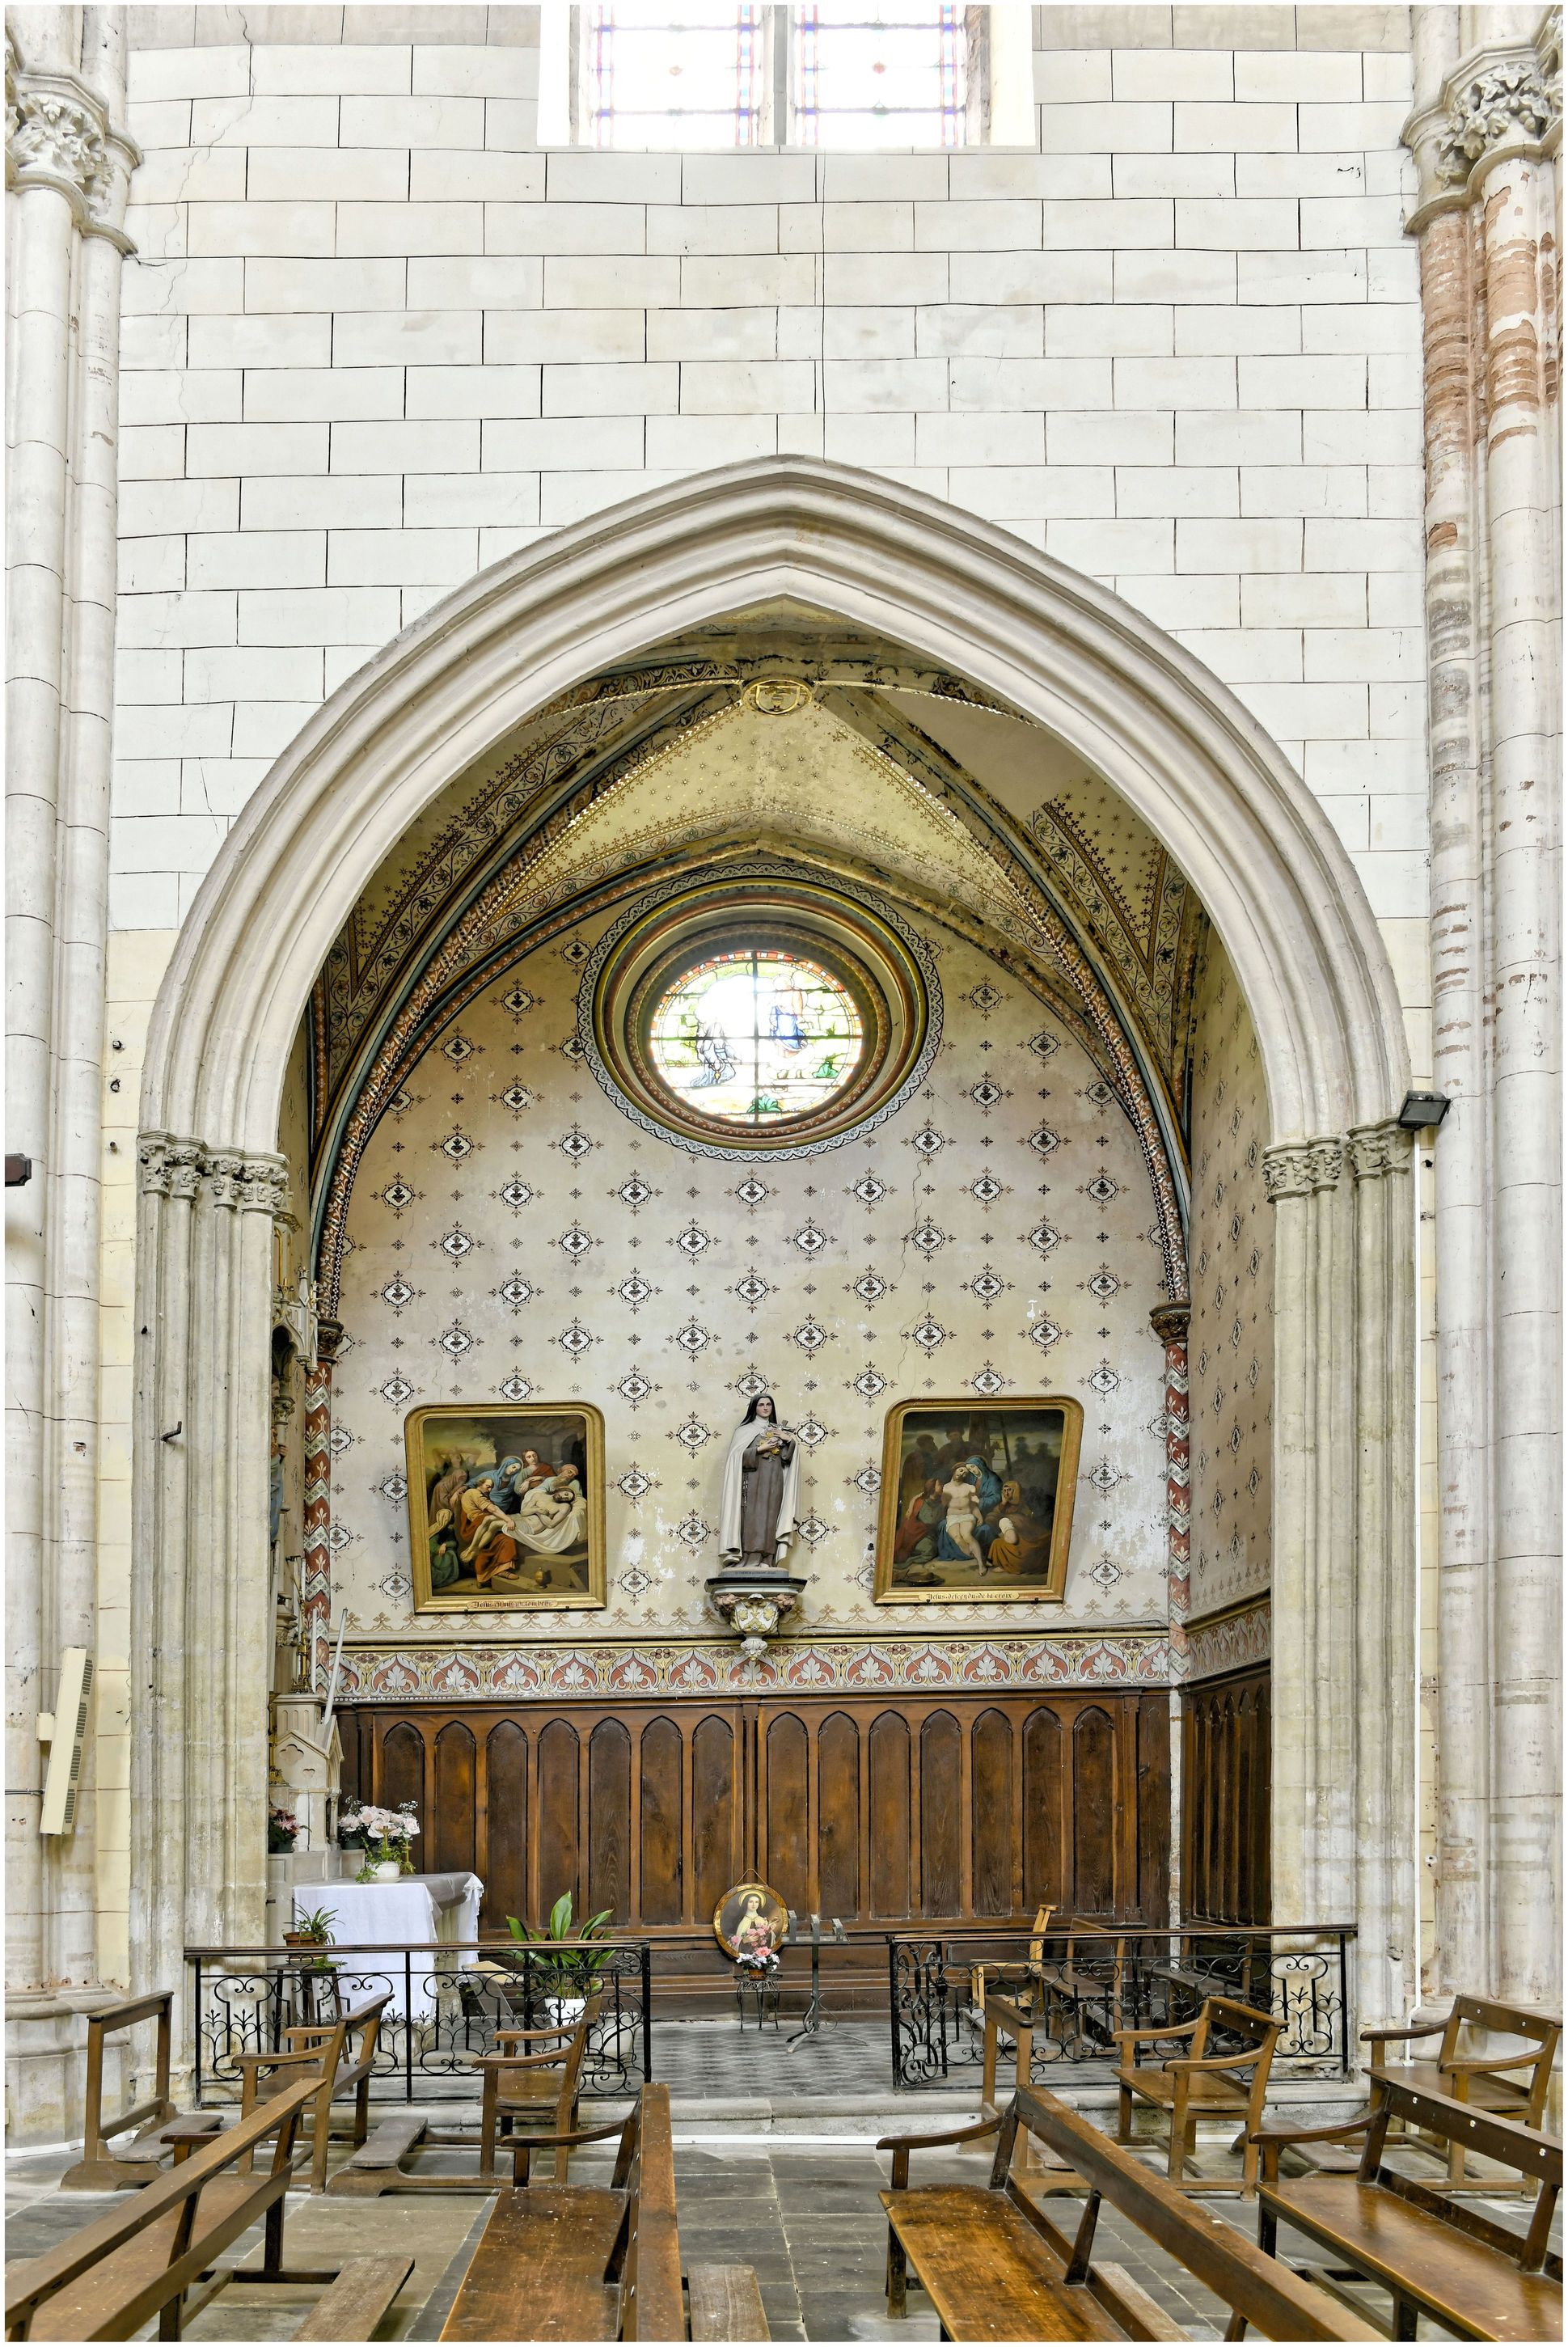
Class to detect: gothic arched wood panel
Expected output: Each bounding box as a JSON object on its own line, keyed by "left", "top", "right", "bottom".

{"left": 1022, "top": 1706, "right": 1064, "bottom": 1912}
{"left": 919, "top": 1712, "right": 963, "bottom": 1918}
{"left": 640, "top": 1715, "right": 684, "bottom": 1926}
{"left": 868, "top": 1710, "right": 912, "bottom": 1920}
{"left": 535, "top": 1719, "right": 581, "bottom": 1921}
{"left": 763, "top": 1712, "right": 810, "bottom": 1915}
{"left": 971, "top": 1707, "right": 1014, "bottom": 1918}
{"left": 1071, "top": 1705, "right": 1115, "bottom": 1914}
{"left": 482, "top": 1721, "right": 527, "bottom": 1933}
{"left": 431, "top": 1720, "right": 475, "bottom": 1878}
{"left": 691, "top": 1714, "right": 736, "bottom": 1926}
{"left": 588, "top": 1718, "right": 632, "bottom": 1925}
{"left": 818, "top": 1711, "right": 860, "bottom": 1922}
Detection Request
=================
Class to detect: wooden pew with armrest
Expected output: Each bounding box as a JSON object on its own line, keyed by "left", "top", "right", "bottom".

{"left": 1112, "top": 1994, "right": 1283, "bottom": 2197}
{"left": 1362, "top": 1995, "right": 1562, "bottom": 2190}
{"left": 477, "top": 1993, "right": 601, "bottom": 2183}
{"left": 1234, "top": 2072, "right": 1562, "bottom": 2345}
{"left": 4, "top": 2074, "right": 410, "bottom": 2343}
{"left": 876, "top": 2082, "right": 1380, "bottom": 2341}
{"left": 440, "top": 2083, "right": 767, "bottom": 2342}
{"left": 59, "top": 1991, "right": 222, "bottom": 2191}
{"left": 227, "top": 1991, "right": 391, "bottom": 2194}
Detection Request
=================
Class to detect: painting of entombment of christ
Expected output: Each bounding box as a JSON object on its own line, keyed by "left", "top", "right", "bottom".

{"left": 406, "top": 1404, "right": 606, "bottom": 1610}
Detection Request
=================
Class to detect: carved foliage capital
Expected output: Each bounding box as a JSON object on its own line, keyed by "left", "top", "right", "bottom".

{"left": 1149, "top": 1301, "right": 1191, "bottom": 1347}
{"left": 135, "top": 1132, "right": 294, "bottom": 1220}
{"left": 1262, "top": 1135, "right": 1344, "bottom": 1201}
{"left": 6, "top": 40, "right": 137, "bottom": 235}
{"left": 1405, "top": 11, "right": 1563, "bottom": 218}
{"left": 1346, "top": 1119, "right": 1414, "bottom": 1182}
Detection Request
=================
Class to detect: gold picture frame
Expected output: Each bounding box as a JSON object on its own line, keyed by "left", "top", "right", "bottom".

{"left": 873, "top": 1397, "right": 1084, "bottom": 1605}
{"left": 405, "top": 1403, "right": 606, "bottom": 1612}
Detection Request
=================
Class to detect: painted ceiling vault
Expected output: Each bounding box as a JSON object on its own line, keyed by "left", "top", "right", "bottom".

{"left": 307, "top": 611, "right": 1208, "bottom": 1301}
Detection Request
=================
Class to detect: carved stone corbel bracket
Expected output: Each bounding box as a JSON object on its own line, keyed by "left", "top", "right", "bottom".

{"left": 1403, "top": 7, "right": 1562, "bottom": 228}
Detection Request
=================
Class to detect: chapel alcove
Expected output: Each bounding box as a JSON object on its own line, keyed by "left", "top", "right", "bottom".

{"left": 270, "top": 599, "right": 1276, "bottom": 1948}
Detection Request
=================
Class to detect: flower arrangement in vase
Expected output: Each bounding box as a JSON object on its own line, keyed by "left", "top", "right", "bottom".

{"left": 268, "top": 1804, "right": 298, "bottom": 1854}
{"left": 733, "top": 1944, "right": 780, "bottom": 1983}
{"left": 339, "top": 1800, "right": 421, "bottom": 1882}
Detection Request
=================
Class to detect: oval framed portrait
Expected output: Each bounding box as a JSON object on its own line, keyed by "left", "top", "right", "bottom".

{"left": 713, "top": 1880, "right": 789, "bottom": 1959}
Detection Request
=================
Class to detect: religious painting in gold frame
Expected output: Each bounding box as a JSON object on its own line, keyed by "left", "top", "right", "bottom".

{"left": 406, "top": 1403, "right": 606, "bottom": 1612}
{"left": 873, "top": 1398, "right": 1083, "bottom": 1605}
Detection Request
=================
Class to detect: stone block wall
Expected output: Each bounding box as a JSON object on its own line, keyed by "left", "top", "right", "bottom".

{"left": 112, "top": 2, "right": 1431, "bottom": 1100}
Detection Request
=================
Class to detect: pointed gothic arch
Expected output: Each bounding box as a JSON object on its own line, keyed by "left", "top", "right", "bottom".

{"left": 132, "top": 459, "right": 1415, "bottom": 2032}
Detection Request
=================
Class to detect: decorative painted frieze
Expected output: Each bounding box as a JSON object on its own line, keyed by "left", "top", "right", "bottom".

{"left": 1186, "top": 1600, "right": 1271, "bottom": 1682}
{"left": 336, "top": 1630, "right": 1175, "bottom": 1703}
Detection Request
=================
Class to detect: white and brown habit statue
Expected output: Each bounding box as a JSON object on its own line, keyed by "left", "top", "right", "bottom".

{"left": 718, "top": 1393, "right": 801, "bottom": 1570}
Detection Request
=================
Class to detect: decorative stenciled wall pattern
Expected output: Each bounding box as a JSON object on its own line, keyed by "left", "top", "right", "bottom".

{"left": 1187, "top": 937, "right": 1274, "bottom": 1624}
{"left": 330, "top": 918, "right": 1168, "bottom": 1643}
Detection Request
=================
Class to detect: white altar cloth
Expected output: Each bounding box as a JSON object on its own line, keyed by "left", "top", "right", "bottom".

{"left": 294, "top": 1873, "right": 483, "bottom": 2020}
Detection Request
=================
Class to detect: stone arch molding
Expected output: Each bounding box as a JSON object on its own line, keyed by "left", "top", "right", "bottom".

{"left": 131, "top": 459, "right": 1416, "bottom": 2032}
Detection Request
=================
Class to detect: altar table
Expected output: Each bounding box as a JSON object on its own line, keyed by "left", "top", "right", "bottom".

{"left": 292, "top": 1873, "right": 484, "bottom": 2020}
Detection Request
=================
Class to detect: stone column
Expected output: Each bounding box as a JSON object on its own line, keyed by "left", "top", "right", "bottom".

{"left": 130, "top": 1140, "right": 290, "bottom": 2084}
{"left": 1404, "top": 5, "right": 1562, "bottom": 2007}
{"left": 1265, "top": 1128, "right": 1417, "bottom": 2029}
{"left": 1151, "top": 1303, "right": 1190, "bottom": 1922}
{"left": 5, "top": 6, "right": 138, "bottom": 2142}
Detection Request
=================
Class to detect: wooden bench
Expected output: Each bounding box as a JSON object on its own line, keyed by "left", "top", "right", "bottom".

{"left": 1363, "top": 1994, "right": 1562, "bottom": 2191}
{"left": 441, "top": 2083, "right": 767, "bottom": 2342}
{"left": 877, "top": 2082, "right": 1380, "bottom": 2341}
{"left": 228, "top": 1992, "right": 391, "bottom": 2194}
{"left": 1237, "top": 2072, "right": 1563, "bottom": 2344}
{"left": 59, "top": 1991, "right": 223, "bottom": 2192}
{"left": 1041, "top": 1918, "right": 1135, "bottom": 2057}
{"left": 1113, "top": 1994, "right": 1282, "bottom": 2197}
{"left": 6, "top": 2073, "right": 403, "bottom": 2341}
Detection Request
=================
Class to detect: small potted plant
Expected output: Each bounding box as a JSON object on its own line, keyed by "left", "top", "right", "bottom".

{"left": 504, "top": 1892, "right": 613, "bottom": 2030}
{"left": 268, "top": 1804, "right": 298, "bottom": 1854}
{"left": 283, "top": 1906, "right": 337, "bottom": 1974}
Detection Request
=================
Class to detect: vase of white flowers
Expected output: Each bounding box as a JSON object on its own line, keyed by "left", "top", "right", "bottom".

{"left": 339, "top": 1799, "right": 421, "bottom": 1883}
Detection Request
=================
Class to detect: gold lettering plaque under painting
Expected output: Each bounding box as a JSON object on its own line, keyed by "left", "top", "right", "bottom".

{"left": 406, "top": 1403, "right": 606, "bottom": 1612}
{"left": 873, "top": 1397, "right": 1083, "bottom": 1605}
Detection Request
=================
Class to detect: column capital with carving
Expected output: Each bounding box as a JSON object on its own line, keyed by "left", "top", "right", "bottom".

{"left": 1149, "top": 1300, "right": 1190, "bottom": 1346}
{"left": 1262, "top": 1135, "right": 1345, "bottom": 1201}
{"left": 1403, "top": 8, "right": 1562, "bottom": 228}
{"left": 135, "top": 1132, "right": 294, "bottom": 1221}
{"left": 5, "top": 32, "right": 140, "bottom": 245}
{"left": 1346, "top": 1119, "right": 1415, "bottom": 1182}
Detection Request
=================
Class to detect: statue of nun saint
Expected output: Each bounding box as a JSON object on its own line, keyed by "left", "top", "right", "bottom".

{"left": 718, "top": 1394, "right": 801, "bottom": 1571}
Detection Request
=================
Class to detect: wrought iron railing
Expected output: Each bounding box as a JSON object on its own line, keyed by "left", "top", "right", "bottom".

{"left": 887, "top": 1923, "right": 1356, "bottom": 2089}
{"left": 186, "top": 1940, "right": 651, "bottom": 2106}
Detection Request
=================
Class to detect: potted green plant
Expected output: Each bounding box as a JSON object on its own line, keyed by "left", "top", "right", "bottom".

{"left": 504, "top": 1892, "right": 613, "bottom": 2029}
{"left": 283, "top": 1906, "right": 337, "bottom": 1974}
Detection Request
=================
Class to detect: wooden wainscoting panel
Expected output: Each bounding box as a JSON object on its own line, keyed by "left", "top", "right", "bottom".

{"left": 339, "top": 1685, "right": 1170, "bottom": 1935}
{"left": 1181, "top": 1666, "right": 1270, "bottom": 1924}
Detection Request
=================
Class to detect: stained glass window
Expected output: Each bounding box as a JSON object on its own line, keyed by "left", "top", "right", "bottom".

{"left": 792, "top": 4, "right": 968, "bottom": 149}
{"left": 581, "top": 4, "right": 770, "bottom": 150}
{"left": 649, "top": 949, "right": 864, "bottom": 1124}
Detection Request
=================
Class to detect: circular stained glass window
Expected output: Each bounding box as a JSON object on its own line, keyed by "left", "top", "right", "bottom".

{"left": 581, "top": 869, "right": 940, "bottom": 1159}
{"left": 649, "top": 949, "right": 864, "bottom": 1128}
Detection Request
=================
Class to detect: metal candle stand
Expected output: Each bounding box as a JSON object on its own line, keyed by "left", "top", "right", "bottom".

{"left": 784, "top": 1909, "right": 846, "bottom": 2051}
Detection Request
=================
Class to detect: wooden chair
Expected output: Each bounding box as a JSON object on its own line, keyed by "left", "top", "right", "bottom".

{"left": 441, "top": 2084, "right": 767, "bottom": 2342}
{"left": 1113, "top": 1994, "right": 1282, "bottom": 2197}
{"left": 1363, "top": 1994, "right": 1562, "bottom": 2191}
{"left": 1235, "top": 2071, "right": 1562, "bottom": 2344}
{"left": 476, "top": 1994, "right": 600, "bottom": 2184}
{"left": 229, "top": 1993, "right": 390, "bottom": 2194}
{"left": 5, "top": 2075, "right": 362, "bottom": 2341}
{"left": 1040, "top": 1917, "right": 1133, "bottom": 2057}
{"left": 876, "top": 2083, "right": 1379, "bottom": 2341}
{"left": 59, "top": 1990, "right": 223, "bottom": 2191}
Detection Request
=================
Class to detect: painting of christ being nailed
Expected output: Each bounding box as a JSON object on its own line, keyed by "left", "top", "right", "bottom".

{"left": 405, "top": 1404, "right": 606, "bottom": 1611}
{"left": 873, "top": 1398, "right": 1083, "bottom": 1605}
